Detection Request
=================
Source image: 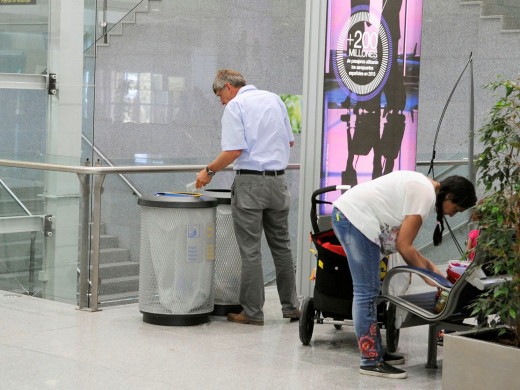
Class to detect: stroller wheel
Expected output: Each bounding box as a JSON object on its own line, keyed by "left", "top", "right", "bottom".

{"left": 385, "top": 303, "right": 400, "bottom": 352}
{"left": 299, "top": 296, "right": 315, "bottom": 345}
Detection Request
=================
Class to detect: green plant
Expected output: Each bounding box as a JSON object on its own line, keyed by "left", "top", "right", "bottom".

{"left": 280, "top": 94, "right": 302, "bottom": 133}
{"left": 473, "top": 76, "right": 520, "bottom": 347}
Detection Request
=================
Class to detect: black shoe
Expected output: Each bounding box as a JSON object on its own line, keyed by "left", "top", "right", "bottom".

{"left": 360, "top": 362, "right": 407, "bottom": 379}
{"left": 383, "top": 351, "right": 405, "bottom": 365}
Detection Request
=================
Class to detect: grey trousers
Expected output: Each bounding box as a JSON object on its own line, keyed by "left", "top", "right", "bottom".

{"left": 231, "top": 172, "right": 299, "bottom": 321}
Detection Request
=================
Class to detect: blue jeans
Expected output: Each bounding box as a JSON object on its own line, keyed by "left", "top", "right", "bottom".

{"left": 331, "top": 207, "right": 384, "bottom": 366}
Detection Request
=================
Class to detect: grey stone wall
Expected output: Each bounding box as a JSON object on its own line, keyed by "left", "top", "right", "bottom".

{"left": 93, "top": 0, "right": 520, "bottom": 273}
{"left": 418, "top": 1, "right": 520, "bottom": 160}
{"left": 93, "top": 1, "right": 306, "bottom": 280}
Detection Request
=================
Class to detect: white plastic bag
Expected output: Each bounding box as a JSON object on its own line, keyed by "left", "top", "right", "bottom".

{"left": 386, "top": 252, "right": 411, "bottom": 296}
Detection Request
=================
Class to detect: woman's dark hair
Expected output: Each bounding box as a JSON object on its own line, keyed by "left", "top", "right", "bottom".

{"left": 433, "top": 175, "right": 477, "bottom": 246}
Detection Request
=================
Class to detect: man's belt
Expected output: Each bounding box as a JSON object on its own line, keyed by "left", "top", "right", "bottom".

{"left": 236, "top": 169, "right": 285, "bottom": 176}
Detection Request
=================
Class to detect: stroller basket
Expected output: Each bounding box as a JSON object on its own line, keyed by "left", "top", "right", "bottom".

{"left": 312, "top": 229, "right": 353, "bottom": 300}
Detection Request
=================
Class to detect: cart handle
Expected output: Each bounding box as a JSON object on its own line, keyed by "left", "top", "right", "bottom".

{"left": 310, "top": 185, "right": 351, "bottom": 233}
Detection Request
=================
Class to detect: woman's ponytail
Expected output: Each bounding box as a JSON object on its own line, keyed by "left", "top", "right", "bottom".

{"left": 433, "top": 194, "right": 444, "bottom": 246}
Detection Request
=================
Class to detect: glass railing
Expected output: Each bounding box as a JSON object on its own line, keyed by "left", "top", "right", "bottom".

{"left": 0, "top": 149, "right": 478, "bottom": 309}
{"left": 0, "top": 0, "right": 49, "bottom": 74}
{"left": 0, "top": 152, "right": 83, "bottom": 305}
{"left": 0, "top": 0, "right": 149, "bottom": 75}
{"left": 0, "top": 154, "right": 301, "bottom": 309}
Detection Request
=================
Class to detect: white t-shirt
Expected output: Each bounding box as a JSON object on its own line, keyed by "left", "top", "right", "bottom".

{"left": 332, "top": 171, "right": 436, "bottom": 254}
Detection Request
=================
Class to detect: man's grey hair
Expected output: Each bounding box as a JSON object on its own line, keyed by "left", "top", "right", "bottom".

{"left": 212, "top": 69, "right": 247, "bottom": 93}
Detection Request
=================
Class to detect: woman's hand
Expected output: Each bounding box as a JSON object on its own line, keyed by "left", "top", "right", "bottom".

{"left": 397, "top": 214, "right": 446, "bottom": 285}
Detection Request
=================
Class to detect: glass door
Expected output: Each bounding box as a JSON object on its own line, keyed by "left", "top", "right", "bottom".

{"left": 0, "top": 1, "right": 51, "bottom": 299}
{"left": 0, "top": 0, "right": 95, "bottom": 305}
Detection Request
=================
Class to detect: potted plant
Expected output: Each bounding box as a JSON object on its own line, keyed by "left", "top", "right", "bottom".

{"left": 442, "top": 76, "right": 520, "bottom": 389}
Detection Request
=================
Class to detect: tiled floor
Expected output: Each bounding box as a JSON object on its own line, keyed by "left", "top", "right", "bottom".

{"left": 0, "top": 280, "right": 446, "bottom": 390}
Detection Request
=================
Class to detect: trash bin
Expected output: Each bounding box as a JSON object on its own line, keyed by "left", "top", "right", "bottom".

{"left": 137, "top": 192, "right": 217, "bottom": 326}
{"left": 203, "top": 189, "right": 242, "bottom": 316}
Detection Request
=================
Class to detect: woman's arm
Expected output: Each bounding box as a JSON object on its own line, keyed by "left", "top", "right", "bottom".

{"left": 396, "top": 214, "right": 443, "bottom": 277}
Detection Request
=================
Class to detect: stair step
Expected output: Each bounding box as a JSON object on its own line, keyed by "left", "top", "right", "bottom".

{"left": 98, "top": 291, "right": 139, "bottom": 307}
{"left": 98, "top": 275, "right": 139, "bottom": 295}
{"left": 461, "top": 0, "right": 520, "bottom": 32}
{"left": 99, "top": 261, "right": 139, "bottom": 279}
{"left": 96, "top": 247, "right": 131, "bottom": 264}
{"left": 502, "top": 16, "right": 520, "bottom": 31}
{"left": 0, "top": 198, "right": 45, "bottom": 217}
{"left": 0, "top": 271, "right": 38, "bottom": 291}
{"left": 0, "top": 231, "right": 44, "bottom": 243}
{"left": 97, "top": 234, "right": 119, "bottom": 249}
{"left": 94, "top": 223, "right": 107, "bottom": 235}
{"left": 0, "top": 180, "right": 44, "bottom": 199}
{"left": 97, "top": 0, "right": 157, "bottom": 49}
{"left": 0, "top": 240, "right": 44, "bottom": 257}
{"left": 0, "top": 256, "right": 43, "bottom": 273}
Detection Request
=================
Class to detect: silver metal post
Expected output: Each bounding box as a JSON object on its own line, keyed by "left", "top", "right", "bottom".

{"left": 28, "top": 232, "right": 36, "bottom": 295}
{"left": 89, "top": 174, "right": 106, "bottom": 311}
{"left": 77, "top": 173, "right": 90, "bottom": 309}
{"left": 102, "top": 0, "right": 108, "bottom": 44}
{"left": 468, "top": 54, "right": 476, "bottom": 185}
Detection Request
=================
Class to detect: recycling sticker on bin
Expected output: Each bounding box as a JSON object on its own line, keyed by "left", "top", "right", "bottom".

{"left": 186, "top": 223, "right": 215, "bottom": 262}
{"left": 187, "top": 224, "right": 201, "bottom": 263}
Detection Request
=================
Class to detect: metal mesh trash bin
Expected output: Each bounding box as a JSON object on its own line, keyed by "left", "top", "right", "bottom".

{"left": 203, "top": 189, "right": 242, "bottom": 316}
{"left": 137, "top": 193, "right": 217, "bottom": 326}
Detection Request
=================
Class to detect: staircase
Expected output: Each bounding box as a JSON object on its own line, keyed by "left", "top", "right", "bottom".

{"left": 97, "top": 222, "right": 139, "bottom": 307}
{"left": 461, "top": 0, "right": 520, "bottom": 32}
{"left": 0, "top": 181, "right": 139, "bottom": 307}
{"left": 0, "top": 181, "right": 45, "bottom": 296}
{"left": 96, "top": 0, "right": 161, "bottom": 48}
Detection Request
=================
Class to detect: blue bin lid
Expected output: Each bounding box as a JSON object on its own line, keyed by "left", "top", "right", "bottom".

{"left": 137, "top": 192, "right": 218, "bottom": 208}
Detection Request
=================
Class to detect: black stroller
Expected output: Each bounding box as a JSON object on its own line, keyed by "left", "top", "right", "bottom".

{"left": 299, "top": 185, "right": 400, "bottom": 351}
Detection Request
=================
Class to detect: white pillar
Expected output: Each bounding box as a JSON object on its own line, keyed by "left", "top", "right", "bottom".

{"left": 42, "top": 0, "right": 84, "bottom": 303}
{"left": 296, "top": 0, "right": 328, "bottom": 297}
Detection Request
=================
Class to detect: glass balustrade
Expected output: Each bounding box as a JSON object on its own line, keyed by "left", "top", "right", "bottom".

{"left": 0, "top": 152, "right": 82, "bottom": 305}
{"left": 0, "top": 0, "right": 49, "bottom": 74}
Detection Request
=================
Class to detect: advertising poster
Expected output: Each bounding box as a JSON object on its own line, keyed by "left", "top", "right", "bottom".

{"left": 321, "top": 0, "right": 423, "bottom": 213}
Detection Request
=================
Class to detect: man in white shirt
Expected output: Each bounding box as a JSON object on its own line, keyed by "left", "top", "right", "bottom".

{"left": 196, "top": 69, "right": 300, "bottom": 325}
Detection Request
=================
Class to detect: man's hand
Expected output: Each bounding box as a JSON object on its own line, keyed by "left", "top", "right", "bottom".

{"left": 194, "top": 150, "right": 242, "bottom": 189}
{"left": 196, "top": 168, "right": 212, "bottom": 189}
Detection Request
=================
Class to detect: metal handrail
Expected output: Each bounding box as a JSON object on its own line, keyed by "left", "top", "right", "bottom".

{"left": 0, "top": 157, "right": 469, "bottom": 310}
{"left": 0, "top": 159, "right": 303, "bottom": 174}
{"left": 0, "top": 158, "right": 299, "bottom": 311}
{"left": 416, "top": 159, "right": 470, "bottom": 167}
{"left": 82, "top": 135, "right": 143, "bottom": 196}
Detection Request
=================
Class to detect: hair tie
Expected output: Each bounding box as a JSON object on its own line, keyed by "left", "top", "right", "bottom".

{"left": 436, "top": 221, "right": 441, "bottom": 225}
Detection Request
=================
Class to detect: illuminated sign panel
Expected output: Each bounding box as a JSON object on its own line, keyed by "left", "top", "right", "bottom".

{"left": 321, "top": 0, "right": 423, "bottom": 212}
